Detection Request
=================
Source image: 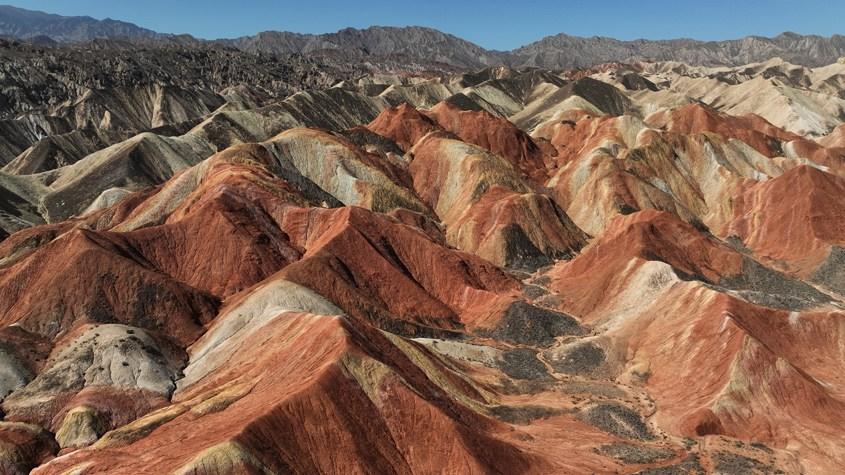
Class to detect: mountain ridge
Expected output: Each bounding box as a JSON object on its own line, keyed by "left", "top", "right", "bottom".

{"left": 221, "top": 25, "right": 507, "bottom": 70}
{"left": 0, "top": 4, "right": 160, "bottom": 42}
{"left": 2, "top": 4, "right": 844, "bottom": 69}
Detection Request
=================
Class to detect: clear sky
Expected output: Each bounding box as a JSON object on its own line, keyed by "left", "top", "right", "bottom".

{"left": 7, "top": 0, "right": 844, "bottom": 50}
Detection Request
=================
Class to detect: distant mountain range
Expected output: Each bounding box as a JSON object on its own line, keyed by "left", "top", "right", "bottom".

{"left": 0, "top": 4, "right": 158, "bottom": 42}
{"left": 511, "top": 31, "right": 845, "bottom": 69}
{"left": 223, "top": 27, "right": 505, "bottom": 70}
{"left": 1, "top": 4, "right": 844, "bottom": 69}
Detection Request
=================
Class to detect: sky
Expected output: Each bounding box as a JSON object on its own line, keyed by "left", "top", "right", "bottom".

{"left": 8, "top": 0, "right": 845, "bottom": 50}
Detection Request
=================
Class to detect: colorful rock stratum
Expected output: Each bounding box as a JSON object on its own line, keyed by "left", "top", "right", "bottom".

{"left": 0, "top": 54, "right": 845, "bottom": 475}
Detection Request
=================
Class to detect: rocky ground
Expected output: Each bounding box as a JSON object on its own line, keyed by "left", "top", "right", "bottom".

{"left": 0, "top": 51, "right": 843, "bottom": 474}
{"left": 0, "top": 38, "right": 375, "bottom": 120}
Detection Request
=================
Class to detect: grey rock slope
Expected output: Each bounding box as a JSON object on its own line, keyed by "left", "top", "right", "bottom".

{"left": 226, "top": 26, "right": 507, "bottom": 69}
{"left": 510, "top": 31, "right": 845, "bottom": 69}
{"left": 0, "top": 4, "right": 159, "bottom": 42}
{"left": 228, "top": 28, "right": 845, "bottom": 70}
{"left": 0, "top": 38, "right": 366, "bottom": 120}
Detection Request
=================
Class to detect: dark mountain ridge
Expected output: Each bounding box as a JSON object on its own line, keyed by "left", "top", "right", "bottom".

{"left": 222, "top": 26, "right": 507, "bottom": 70}
{"left": 0, "top": 4, "right": 159, "bottom": 42}
{"left": 1, "top": 4, "right": 844, "bottom": 69}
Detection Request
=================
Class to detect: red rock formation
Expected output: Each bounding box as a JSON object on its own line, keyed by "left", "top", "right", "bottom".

{"left": 532, "top": 109, "right": 608, "bottom": 165}
{"left": 622, "top": 284, "right": 845, "bottom": 473}
{"left": 547, "top": 210, "right": 743, "bottom": 318}
{"left": 785, "top": 137, "right": 845, "bottom": 174}
{"left": 1, "top": 63, "right": 843, "bottom": 474}
{"left": 0, "top": 228, "right": 219, "bottom": 346}
{"left": 448, "top": 185, "right": 588, "bottom": 268}
{"left": 819, "top": 124, "right": 845, "bottom": 148}
{"left": 274, "top": 205, "right": 519, "bottom": 331}
{"left": 409, "top": 133, "right": 587, "bottom": 268}
{"left": 647, "top": 103, "right": 801, "bottom": 157}
{"left": 543, "top": 208, "right": 844, "bottom": 471}
{"left": 0, "top": 422, "right": 58, "bottom": 474}
{"left": 34, "top": 313, "right": 544, "bottom": 474}
{"left": 120, "top": 156, "right": 307, "bottom": 298}
{"left": 725, "top": 165, "right": 845, "bottom": 276}
{"left": 366, "top": 103, "right": 443, "bottom": 151}
{"left": 427, "top": 101, "right": 551, "bottom": 182}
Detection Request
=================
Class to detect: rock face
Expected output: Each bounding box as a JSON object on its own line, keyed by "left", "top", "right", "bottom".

{"left": 228, "top": 26, "right": 506, "bottom": 70}
{"left": 0, "top": 38, "right": 367, "bottom": 124}
{"left": 0, "top": 34, "right": 843, "bottom": 474}
{"left": 510, "top": 32, "right": 845, "bottom": 69}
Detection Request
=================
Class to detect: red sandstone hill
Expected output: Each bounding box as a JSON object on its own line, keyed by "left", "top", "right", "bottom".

{"left": 646, "top": 103, "right": 801, "bottom": 158}
{"left": 426, "top": 101, "right": 552, "bottom": 183}
{"left": 724, "top": 165, "right": 845, "bottom": 286}
{"left": 366, "top": 103, "right": 443, "bottom": 152}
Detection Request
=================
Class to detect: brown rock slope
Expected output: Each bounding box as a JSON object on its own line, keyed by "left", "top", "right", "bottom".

{"left": 366, "top": 103, "right": 588, "bottom": 269}
{"left": 0, "top": 228, "right": 220, "bottom": 345}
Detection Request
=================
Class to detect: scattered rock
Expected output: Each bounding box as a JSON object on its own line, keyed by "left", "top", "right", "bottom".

{"left": 599, "top": 442, "right": 675, "bottom": 464}
{"left": 486, "top": 301, "right": 583, "bottom": 346}
{"left": 547, "top": 342, "right": 606, "bottom": 375}
{"left": 499, "top": 348, "right": 550, "bottom": 380}
{"left": 489, "top": 405, "right": 561, "bottom": 424}
{"left": 635, "top": 454, "right": 705, "bottom": 475}
{"left": 580, "top": 403, "right": 655, "bottom": 440}
{"left": 712, "top": 451, "right": 777, "bottom": 475}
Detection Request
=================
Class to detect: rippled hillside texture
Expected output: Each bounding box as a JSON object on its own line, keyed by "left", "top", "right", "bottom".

{"left": 0, "top": 47, "right": 844, "bottom": 474}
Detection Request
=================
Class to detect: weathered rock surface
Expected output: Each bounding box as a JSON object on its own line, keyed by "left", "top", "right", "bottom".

{"left": 0, "top": 47, "right": 841, "bottom": 474}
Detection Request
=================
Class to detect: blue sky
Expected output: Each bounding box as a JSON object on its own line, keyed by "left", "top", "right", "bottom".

{"left": 9, "top": 0, "right": 844, "bottom": 50}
